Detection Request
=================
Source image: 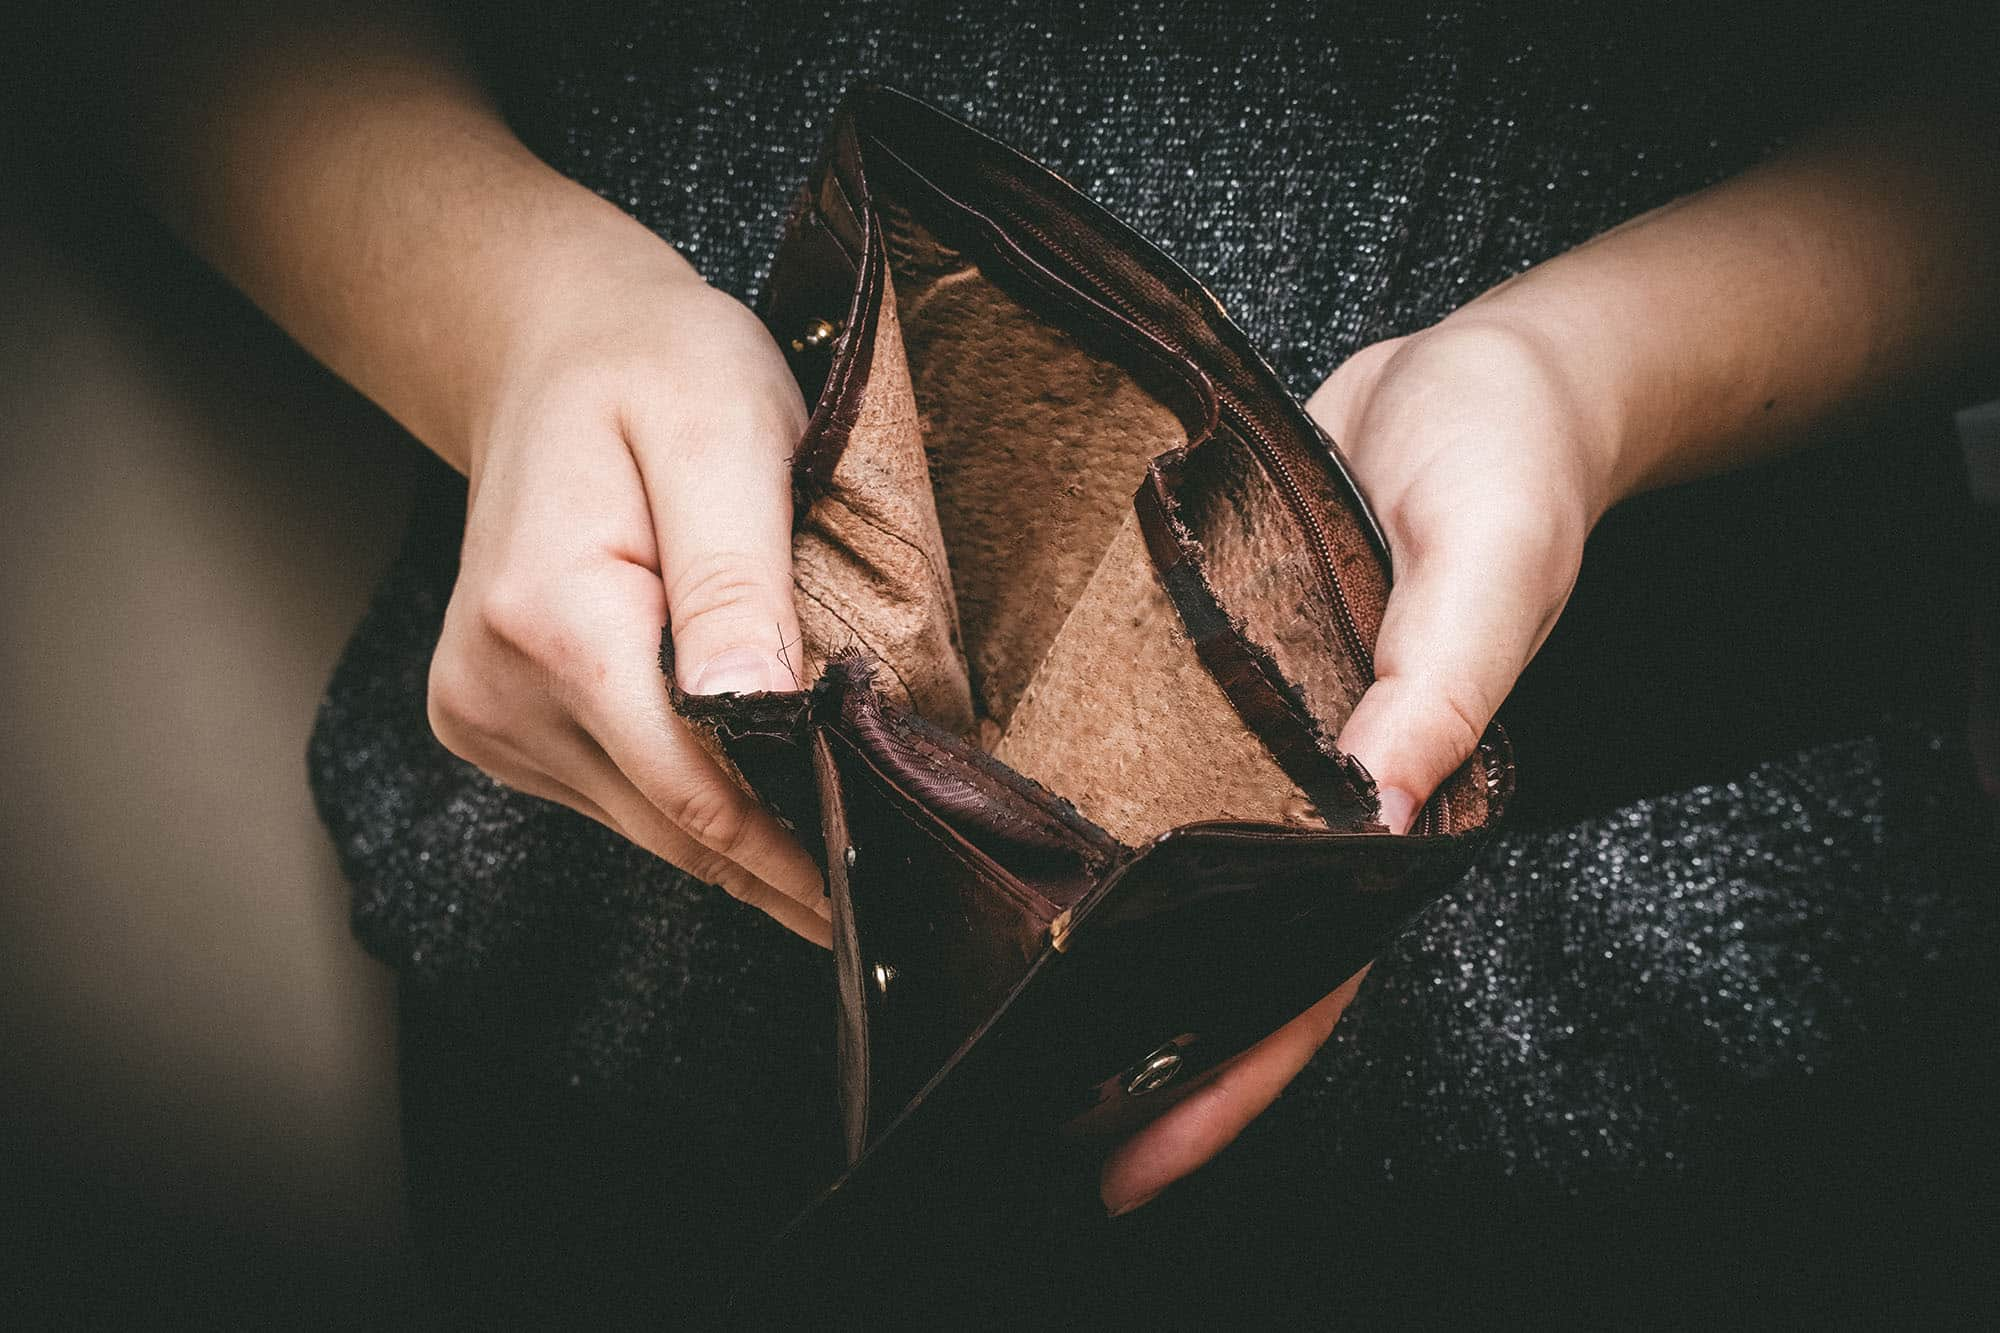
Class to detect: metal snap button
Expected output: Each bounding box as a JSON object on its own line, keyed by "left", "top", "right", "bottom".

{"left": 1125, "top": 1041, "right": 1185, "bottom": 1096}
{"left": 791, "top": 317, "right": 843, "bottom": 353}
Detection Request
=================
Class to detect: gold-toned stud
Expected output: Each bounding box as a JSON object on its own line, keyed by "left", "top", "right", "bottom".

{"left": 791, "top": 317, "right": 842, "bottom": 353}
{"left": 871, "top": 962, "right": 897, "bottom": 994}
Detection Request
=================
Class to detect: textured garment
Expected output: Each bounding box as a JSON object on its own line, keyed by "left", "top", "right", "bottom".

{"left": 309, "top": 0, "right": 1997, "bottom": 1317}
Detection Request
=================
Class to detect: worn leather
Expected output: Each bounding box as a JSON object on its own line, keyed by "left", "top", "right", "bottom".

{"left": 664, "top": 85, "right": 1515, "bottom": 1246}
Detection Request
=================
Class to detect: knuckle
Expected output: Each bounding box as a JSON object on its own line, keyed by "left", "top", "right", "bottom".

{"left": 425, "top": 653, "right": 491, "bottom": 759}
{"left": 637, "top": 381, "right": 806, "bottom": 469}
{"left": 711, "top": 866, "right": 768, "bottom": 904}
{"left": 647, "top": 392, "right": 747, "bottom": 445}
{"left": 711, "top": 872, "right": 821, "bottom": 940}
{"left": 475, "top": 570, "right": 590, "bottom": 670}
{"left": 425, "top": 700, "right": 473, "bottom": 761}
{"left": 635, "top": 371, "right": 761, "bottom": 444}
{"left": 665, "top": 555, "right": 779, "bottom": 634}
{"left": 1431, "top": 685, "right": 1491, "bottom": 765}
{"left": 637, "top": 824, "right": 730, "bottom": 885}
{"left": 683, "top": 850, "right": 736, "bottom": 888}
{"left": 474, "top": 572, "right": 552, "bottom": 656}
{"left": 666, "top": 778, "right": 754, "bottom": 858}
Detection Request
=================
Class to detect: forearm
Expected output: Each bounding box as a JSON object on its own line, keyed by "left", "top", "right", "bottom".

{"left": 132, "top": 7, "right": 688, "bottom": 470}
{"left": 1453, "top": 99, "right": 2000, "bottom": 513}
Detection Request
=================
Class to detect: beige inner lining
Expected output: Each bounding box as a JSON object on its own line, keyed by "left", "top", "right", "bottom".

{"left": 789, "top": 200, "right": 1463, "bottom": 843}
{"left": 883, "top": 199, "right": 1199, "bottom": 731}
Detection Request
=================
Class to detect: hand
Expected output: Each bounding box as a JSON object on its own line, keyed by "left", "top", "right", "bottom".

{"left": 1093, "top": 316, "right": 1613, "bottom": 1214}
{"left": 424, "top": 215, "right": 830, "bottom": 946}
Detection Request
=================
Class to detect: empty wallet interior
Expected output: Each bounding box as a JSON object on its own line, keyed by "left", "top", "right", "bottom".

{"left": 774, "top": 145, "right": 1492, "bottom": 849}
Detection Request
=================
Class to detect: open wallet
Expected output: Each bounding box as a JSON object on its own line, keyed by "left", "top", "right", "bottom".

{"left": 665, "top": 86, "right": 1515, "bottom": 1284}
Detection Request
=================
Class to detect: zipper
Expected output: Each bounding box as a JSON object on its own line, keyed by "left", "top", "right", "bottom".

{"left": 982, "top": 207, "right": 1374, "bottom": 676}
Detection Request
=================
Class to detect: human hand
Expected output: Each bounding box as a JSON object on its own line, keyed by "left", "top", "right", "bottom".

{"left": 126, "top": 11, "right": 831, "bottom": 944}
{"left": 1094, "top": 316, "right": 1616, "bottom": 1214}
{"left": 424, "top": 214, "right": 830, "bottom": 946}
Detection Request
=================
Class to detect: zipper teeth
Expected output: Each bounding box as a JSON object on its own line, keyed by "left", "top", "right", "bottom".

{"left": 1211, "top": 393, "right": 1373, "bottom": 673}
{"left": 995, "top": 210, "right": 1373, "bottom": 674}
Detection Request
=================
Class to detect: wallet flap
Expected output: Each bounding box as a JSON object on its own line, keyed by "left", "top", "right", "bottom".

{"left": 747, "top": 815, "right": 1490, "bottom": 1309}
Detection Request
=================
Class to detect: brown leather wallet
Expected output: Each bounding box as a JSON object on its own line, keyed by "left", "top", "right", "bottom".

{"left": 666, "top": 86, "right": 1513, "bottom": 1240}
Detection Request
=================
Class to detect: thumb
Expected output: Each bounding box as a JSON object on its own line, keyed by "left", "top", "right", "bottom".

{"left": 644, "top": 410, "right": 805, "bottom": 698}
{"left": 1336, "top": 526, "right": 1571, "bottom": 832}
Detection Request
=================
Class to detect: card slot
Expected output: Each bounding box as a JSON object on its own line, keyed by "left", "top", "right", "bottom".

{"left": 790, "top": 269, "right": 976, "bottom": 735}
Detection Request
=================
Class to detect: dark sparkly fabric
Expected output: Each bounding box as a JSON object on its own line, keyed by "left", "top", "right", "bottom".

{"left": 308, "top": 0, "right": 1998, "bottom": 1318}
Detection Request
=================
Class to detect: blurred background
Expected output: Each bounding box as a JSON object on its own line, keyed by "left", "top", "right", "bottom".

{"left": 1, "top": 157, "right": 418, "bottom": 1321}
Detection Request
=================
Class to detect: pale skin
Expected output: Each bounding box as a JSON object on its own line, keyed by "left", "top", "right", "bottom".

{"left": 135, "top": 12, "right": 1999, "bottom": 1218}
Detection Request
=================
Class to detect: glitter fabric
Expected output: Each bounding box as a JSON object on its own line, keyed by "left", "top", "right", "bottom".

{"left": 308, "top": 0, "right": 1997, "bottom": 1316}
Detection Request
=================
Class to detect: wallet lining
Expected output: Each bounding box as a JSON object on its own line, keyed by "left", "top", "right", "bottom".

{"left": 881, "top": 196, "right": 1197, "bottom": 732}
{"left": 883, "top": 196, "right": 1374, "bottom": 839}
{"left": 783, "top": 160, "right": 1491, "bottom": 842}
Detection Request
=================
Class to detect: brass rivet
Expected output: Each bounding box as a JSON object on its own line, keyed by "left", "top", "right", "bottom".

{"left": 793, "top": 317, "right": 841, "bottom": 353}
{"left": 1125, "top": 1042, "right": 1185, "bottom": 1097}
{"left": 871, "top": 962, "right": 897, "bottom": 994}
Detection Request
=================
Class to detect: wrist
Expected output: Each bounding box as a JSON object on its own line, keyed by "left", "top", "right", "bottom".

{"left": 1422, "top": 300, "right": 1638, "bottom": 524}
{"left": 438, "top": 179, "right": 711, "bottom": 473}
{"left": 1446, "top": 271, "right": 1663, "bottom": 515}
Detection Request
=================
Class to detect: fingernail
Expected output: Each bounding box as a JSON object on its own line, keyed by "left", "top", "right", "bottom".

{"left": 1106, "top": 1186, "right": 1164, "bottom": 1219}
{"left": 688, "top": 647, "right": 776, "bottom": 696}
{"left": 1378, "top": 786, "right": 1419, "bottom": 835}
